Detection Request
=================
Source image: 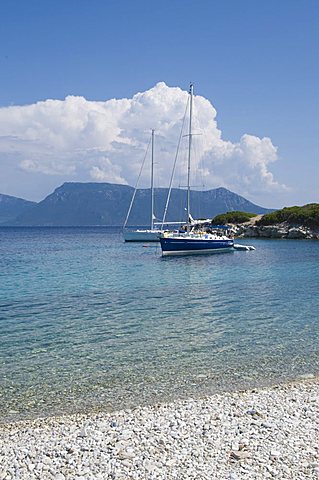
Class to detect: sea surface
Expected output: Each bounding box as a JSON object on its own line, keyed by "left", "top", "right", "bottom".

{"left": 0, "top": 227, "right": 318, "bottom": 423}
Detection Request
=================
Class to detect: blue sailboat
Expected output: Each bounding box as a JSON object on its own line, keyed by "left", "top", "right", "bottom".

{"left": 159, "top": 84, "right": 234, "bottom": 256}
{"left": 160, "top": 230, "right": 234, "bottom": 256}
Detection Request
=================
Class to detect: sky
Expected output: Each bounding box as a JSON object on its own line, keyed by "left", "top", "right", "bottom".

{"left": 0, "top": 0, "right": 318, "bottom": 208}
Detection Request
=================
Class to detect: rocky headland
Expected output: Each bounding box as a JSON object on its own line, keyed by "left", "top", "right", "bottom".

{"left": 212, "top": 204, "right": 319, "bottom": 240}
{"left": 235, "top": 222, "right": 319, "bottom": 240}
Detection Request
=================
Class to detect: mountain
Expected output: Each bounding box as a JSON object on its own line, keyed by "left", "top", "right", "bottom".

{"left": 0, "top": 194, "right": 36, "bottom": 225}
{"left": 8, "top": 182, "right": 273, "bottom": 226}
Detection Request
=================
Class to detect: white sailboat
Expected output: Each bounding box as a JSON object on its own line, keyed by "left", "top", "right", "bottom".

{"left": 123, "top": 130, "right": 164, "bottom": 242}
{"left": 159, "top": 84, "right": 234, "bottom": 256}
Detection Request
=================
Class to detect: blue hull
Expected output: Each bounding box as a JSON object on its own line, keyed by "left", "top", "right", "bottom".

{"left": 160, "top": 237, "right": 234, "bottom": 256}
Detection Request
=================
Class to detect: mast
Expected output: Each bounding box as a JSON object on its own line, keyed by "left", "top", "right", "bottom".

{"left": 151, "top": 129, "right": 155, "bottom": 230}
{"left": 187, "top": 83, "right": 193, "bottom": 232}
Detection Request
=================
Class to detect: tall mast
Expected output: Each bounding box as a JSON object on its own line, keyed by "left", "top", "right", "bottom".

{"left": 187, "top": 83, "right": 193, "bottom": 232}
{"left": 151, "top": 129, "right": 155, "bottom": 230}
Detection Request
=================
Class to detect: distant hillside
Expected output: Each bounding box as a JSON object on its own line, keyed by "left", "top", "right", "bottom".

{"left": 8, "top": 182, "right": 272, "bottom": 226}
{"left": 0, "top": 194, "right": 36, "bottom": 225}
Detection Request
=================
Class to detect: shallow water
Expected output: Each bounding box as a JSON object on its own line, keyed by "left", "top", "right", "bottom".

{"left": 0, "top": 227, "right": 318, "bottom": 422}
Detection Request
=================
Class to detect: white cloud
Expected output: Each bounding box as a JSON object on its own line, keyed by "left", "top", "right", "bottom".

{"left": 89, "top": 156, "right": 128, "bottom": 184}
{"left": 0, "top": 82, "right": 287, "bottom": 201}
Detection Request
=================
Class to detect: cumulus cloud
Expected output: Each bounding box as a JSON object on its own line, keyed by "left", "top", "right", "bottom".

{"left": 0, "top": 82, "right": 286, "bottom": 200}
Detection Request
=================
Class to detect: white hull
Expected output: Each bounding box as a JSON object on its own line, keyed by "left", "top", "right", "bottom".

{"left": 162, "top": 246, "right": 234, "bottom": 256}
{"left": 123, "top": 229, "right": 163, "bottom": 242}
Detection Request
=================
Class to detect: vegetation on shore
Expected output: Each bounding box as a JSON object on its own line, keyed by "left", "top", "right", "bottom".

{"left": 212, "top": 211, "right": 258, "bottom": 225}
{"left": 256, "top": 204, "right": 319, "bottom": 227}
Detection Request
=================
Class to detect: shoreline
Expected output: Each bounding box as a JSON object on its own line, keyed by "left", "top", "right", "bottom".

{"left": 1, "top": 377, "right": 318, "bottom": 479}
{"left": 2, "top": 372, "right": 317, "bottom": 426}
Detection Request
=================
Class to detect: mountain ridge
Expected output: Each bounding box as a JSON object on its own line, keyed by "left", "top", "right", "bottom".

{"left": 2, "top": 182, "right": 273, "bottom": 226}
{"left": 0, "top": 193, "right": 36, "bottom": 225}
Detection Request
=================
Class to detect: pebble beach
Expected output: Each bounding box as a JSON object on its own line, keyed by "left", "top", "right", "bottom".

{"left": 1, "top": 378, "right": 318, "bottom": 480}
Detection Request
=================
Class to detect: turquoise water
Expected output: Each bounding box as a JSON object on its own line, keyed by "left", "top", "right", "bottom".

{"left": 0, "top": 227, "right": 318, "bottom": 422}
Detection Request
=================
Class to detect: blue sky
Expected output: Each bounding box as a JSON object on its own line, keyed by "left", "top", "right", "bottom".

{"left": 0, "top": 0, "right": 318, "bottom": 207}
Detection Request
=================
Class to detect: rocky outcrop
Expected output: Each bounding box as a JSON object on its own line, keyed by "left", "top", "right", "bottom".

{"left": 233, "top": 223, "right": 319, "bottom": 239}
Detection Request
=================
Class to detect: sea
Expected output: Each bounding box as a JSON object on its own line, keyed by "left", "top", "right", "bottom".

{"left": 0, "top": 227, "right": 318, "bottom": 423}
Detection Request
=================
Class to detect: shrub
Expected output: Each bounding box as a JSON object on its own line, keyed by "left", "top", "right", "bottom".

{"left": 212, "top": 211, "right": 257, "bottom": 225}
{"left": 257, "top": 204, "right": 319, "bottom": 227}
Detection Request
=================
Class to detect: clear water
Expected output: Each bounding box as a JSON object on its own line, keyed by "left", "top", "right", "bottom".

{"left": 0, "top": 227, "right": 318, "bottom": 423}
